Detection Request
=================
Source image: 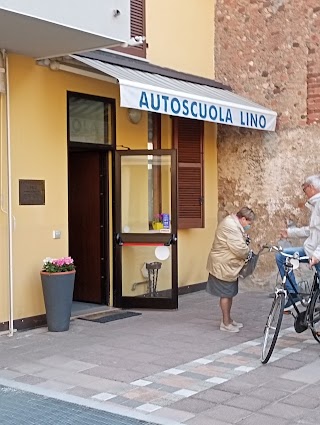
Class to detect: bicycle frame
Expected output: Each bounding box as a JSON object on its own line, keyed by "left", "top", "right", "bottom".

{"left": 282, "top": 255, "right": 318, "bottom": 323}
{"left": 261, "top": 244, "right": 320, "bottom": 364}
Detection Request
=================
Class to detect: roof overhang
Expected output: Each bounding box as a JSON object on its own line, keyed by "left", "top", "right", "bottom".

{"left": 0, "top": 9, "right": 127, "bottom": 59}
{"left": 70, "top": 55, "right": 277, "bottom": 132}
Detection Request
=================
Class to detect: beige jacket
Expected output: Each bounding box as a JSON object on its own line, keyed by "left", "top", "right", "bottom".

{"left": 206, "top": 214, "right": 250, "bottom": 282}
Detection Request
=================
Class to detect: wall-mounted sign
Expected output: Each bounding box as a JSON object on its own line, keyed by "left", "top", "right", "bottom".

{"left": 19, "top": 180, "right": 45, "bottom": 205}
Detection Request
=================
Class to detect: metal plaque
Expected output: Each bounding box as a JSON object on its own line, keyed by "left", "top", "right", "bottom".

{"left": 19, "top": 180, "right": 45, "bottom": 205}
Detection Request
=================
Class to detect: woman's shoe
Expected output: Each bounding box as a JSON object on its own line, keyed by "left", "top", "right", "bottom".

{"left": 220, "top": 322, "right": 240, "bottom": 333}
{"left": 232, "top": 320, "right": 243, "bottom": 328}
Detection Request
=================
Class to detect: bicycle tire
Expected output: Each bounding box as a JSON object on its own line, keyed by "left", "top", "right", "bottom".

{"left": 261, "top": 292, "right": 285, "bottom": 364}
{"left": 308, "top": 287, "right": 320, "bottom": 343}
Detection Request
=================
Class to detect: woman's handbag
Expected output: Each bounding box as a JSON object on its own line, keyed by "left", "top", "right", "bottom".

{"left": 239, "top": 250, "right": 259, "bottom": 278}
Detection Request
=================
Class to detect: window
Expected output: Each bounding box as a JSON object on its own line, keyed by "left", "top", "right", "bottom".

{"left": 68, "top": 93, "right": 114, "bottom": 146}
{"left": 111, "top": 0, "right": 146, "bottom": 58}
{"left": 173, "top": 117, "right": 204, "bottom": 229}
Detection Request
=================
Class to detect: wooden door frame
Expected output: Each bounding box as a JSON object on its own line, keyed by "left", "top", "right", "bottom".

{"left": 67, "top": 91, "right": 116, "bottom": 305}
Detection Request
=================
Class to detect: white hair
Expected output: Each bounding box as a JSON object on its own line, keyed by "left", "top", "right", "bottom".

{"left": 305, "top": 175, "right": 320, "bottom": 191}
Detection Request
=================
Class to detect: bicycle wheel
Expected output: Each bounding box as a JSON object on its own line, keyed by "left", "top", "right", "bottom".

{"left": 308, "top": 287, "right": 320, "bottom": 343}
{"left": 261, "top": 292, "right": 285, "bottom": 364}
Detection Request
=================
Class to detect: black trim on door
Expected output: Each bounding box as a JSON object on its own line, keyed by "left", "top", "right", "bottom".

{"left": 113, "top": 149, "right": 178, "bottom": 309}
{"left": 99, "top": 153, "right": 109, "bottom": 304}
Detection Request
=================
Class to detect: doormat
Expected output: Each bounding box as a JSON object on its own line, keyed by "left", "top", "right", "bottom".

{"left": 78, "top": 311, "right": 142, "bottom": 323}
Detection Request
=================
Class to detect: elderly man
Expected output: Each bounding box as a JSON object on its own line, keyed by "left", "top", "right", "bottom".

{"left": 276, "top": 174, "right": 320, "bottom": 311}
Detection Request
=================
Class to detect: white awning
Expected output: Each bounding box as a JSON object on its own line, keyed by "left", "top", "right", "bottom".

{"left": 72, "top": 55, "right": 277, "bottom": 132}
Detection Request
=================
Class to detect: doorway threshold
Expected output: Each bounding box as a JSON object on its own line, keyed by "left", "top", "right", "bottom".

{"left": 71, "top": 302, "right": 114, "bottom": 319}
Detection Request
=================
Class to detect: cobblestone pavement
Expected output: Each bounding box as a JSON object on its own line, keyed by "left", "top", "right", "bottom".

{"left": 1, "top": 290, "right": 320, "bottom": 424}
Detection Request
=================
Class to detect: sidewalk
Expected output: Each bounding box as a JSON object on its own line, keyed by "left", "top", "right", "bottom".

{"left": 1, "top": 290, "right": 320, "bottom": 425}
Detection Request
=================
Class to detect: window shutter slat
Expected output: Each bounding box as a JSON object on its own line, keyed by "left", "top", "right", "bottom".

{"left": 173, "top": 117, "right": 204, "bottom": 229}
{"left": 130, "top": 0, "right": 144, "bottom": 37}
{"left": 110, "top": 0, "right": 146, "bottom": 58}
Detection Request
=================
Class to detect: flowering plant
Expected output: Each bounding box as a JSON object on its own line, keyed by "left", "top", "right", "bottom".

{"left": 153, "top": 214, "right": 163, "bottom": 223}
{"left": 42, "top": 257, "right": 75, "bottom": 273}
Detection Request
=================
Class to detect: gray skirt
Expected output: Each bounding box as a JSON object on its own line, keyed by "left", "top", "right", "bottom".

{"left": 206, "top": 273, "right": 238, "bottom": 298}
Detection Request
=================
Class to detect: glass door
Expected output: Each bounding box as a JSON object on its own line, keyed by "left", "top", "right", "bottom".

{"left": 114, "top": 150, "right": 178, "bottom": 309}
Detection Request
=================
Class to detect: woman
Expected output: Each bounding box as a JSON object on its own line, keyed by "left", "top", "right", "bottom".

{"left": 206, "top": 207, "right": 255, "bottom": 333}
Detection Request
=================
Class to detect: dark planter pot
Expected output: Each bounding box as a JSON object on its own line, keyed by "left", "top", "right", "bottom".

{"left": 40, "top": 270, "right": 75, "bottom": 332}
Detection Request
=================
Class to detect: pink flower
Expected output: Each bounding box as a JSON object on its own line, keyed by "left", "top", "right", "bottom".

{"left": 42, "top": 256, "right": 75, "bottom": 273}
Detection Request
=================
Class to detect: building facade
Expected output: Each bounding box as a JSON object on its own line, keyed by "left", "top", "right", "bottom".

{"left": 0, "top": 0, "right": 276, "bottom": 332}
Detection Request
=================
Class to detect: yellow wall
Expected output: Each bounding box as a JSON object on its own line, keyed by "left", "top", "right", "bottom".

{"left": 0, "top": 54, "right": 149, "bottom": 322}
{"left": 0, "top": 93, "right": 9, "bottom": 323}
{"left": 146, "top": 0, "right": 215, "bottom": 78}
{"left": 1, "top": 16, "right": 218, "bottom": 323}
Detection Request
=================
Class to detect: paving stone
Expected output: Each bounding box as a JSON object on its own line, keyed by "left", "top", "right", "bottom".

{"left": 0, "top": 369, "right": 24, "bottom": 380}
{"left": 215, "top": 379, "right": 256, "bottom": 395}
{"left": 259, "top": 401, "right": 310, "bottom": 420}
{"left": 247, "top": 386, "right": 290, "bottom": 402}
{"left": 33, "top": 367, "right": 69, "bottom": 380}
{"left": 151, "top": 406, "right": 195, "bottom": 422}
{"left": 293, "top": 406, "right": 320, "bottom": 424}
{"left": 66, "top": 386, "right": 100, "bottom": 398}
{"left": 169, "top": 397, "right": 214, "bottom": 413}
{"left": 121, "top": 398, "right": 145, "bottom": 408}
{"left": 298, "top": 383, "right": 320, "bottom": 400}
{"left": 236, "top": 412, "right": 291, "bottom": 425}
{"left": 185, "top": 414, "right": 231, "bottom": 425}
{"left": 83, "top": 365, "right": 145, "bottom": 383}
{"left": 182, "top": 371, "right": 212, "bottom": 380}
{"left": 203, "top": 404, "right": 251, "bottom": 423}
{"left": 37, "top": 380, "right": 75, "bottom": 392}
{"left": 271, "top": 358, "right": 307, "bottom": 370}
{"left": 10, "top": 363, "right": 47, "bottom": 374}
{"left": 281, "top": 392, "right": 320, "bottom": 409}
{"left": 262, "top": 377, "right": 307, "bottom": 392}
{"left": 14, "top": 375, "right": 47, "bottom": 385}
{"left": 224, "top": 394, "right": 270, "bottom": 411}
{"left": 194, "top": 387, "right": 236, "bottom": 403}
{"left": 59, "top": 360, "right": 96, "bottom": 372}
{"left": 281, "top": 359, "right": 320, "bottom": 384}
{"left": 148, "top": 383, "right": 179, "bottom": 393}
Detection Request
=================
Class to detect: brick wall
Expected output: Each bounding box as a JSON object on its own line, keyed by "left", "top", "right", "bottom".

{"left": 215, "top": 1, "right": 320, "bottom": 287}
{"left": 307, "top": 6, "right": 320, "bottom": 124}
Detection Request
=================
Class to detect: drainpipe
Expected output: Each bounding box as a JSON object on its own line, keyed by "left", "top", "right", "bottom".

{"left": 0, "top": 49, "right": 15, "bottom": 337}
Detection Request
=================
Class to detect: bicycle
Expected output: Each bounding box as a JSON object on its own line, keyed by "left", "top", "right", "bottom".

{"left": 261, "top": 245, "right": 320, "bottom": 364}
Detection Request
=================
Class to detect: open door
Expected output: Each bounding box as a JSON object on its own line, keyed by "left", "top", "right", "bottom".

{"left": 114, "top": 150, "right": 178, "bottom": 309}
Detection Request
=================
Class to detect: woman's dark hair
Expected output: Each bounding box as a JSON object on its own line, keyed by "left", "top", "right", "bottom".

{"left": 236, "top": 207, "right": 255, "bottom": 221}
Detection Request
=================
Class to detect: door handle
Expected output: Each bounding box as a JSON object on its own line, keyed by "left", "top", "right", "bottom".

{"left": 165, "top": 234, "right": 177, "bottom": 246}
{"left": 115, "top": 233, "right": 123, "bottom": 246}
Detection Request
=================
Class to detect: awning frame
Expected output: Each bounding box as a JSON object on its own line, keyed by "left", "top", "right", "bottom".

{"left": 61, "top": 54, "right": 277, "bottom": 132}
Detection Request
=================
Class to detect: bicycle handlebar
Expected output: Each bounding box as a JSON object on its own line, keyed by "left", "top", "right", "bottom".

{"left": 260, "top": 244, "right": 309, "bottom": 262}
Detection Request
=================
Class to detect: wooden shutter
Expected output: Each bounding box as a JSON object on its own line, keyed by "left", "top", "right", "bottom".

{"left": 111, "top": 0, "right": 146, "bottom": 58}
{"left": 173, "top": 117, "right": 204, "bottom": 229}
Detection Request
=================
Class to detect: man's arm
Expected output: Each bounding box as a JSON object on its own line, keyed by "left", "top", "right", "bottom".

{"left": 287, "top": 226, "right": 310, "bottom": 239}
